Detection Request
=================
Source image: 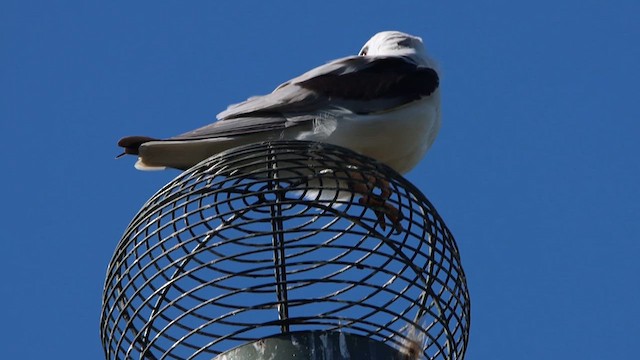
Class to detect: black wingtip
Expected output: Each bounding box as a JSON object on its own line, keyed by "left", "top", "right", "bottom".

{"left": 117, "top": 136, "right": 158, "bottom": 156}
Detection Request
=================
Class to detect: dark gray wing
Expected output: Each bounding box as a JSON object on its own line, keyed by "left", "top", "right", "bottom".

{"left": 169, "top": 116, "right": 289, "bottom": 140}
{"left": 170, "top": 55, "right": 439, "bottom": 141}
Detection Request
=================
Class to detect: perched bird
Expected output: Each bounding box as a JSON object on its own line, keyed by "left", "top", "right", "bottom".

{"left": 118, "top": 31, "right": 441, "bottom": 174}
{"left": 118, "top": 31, "right": 441, "bottom": 232}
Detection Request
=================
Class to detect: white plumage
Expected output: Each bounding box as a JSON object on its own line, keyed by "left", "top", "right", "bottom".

{"left": 118, "top": 31, "right": 441, "bottom": 174}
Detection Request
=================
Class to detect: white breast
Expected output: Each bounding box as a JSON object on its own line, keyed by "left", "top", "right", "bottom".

{"left": 296, "top": 92, "right": 441, "bottom": 174}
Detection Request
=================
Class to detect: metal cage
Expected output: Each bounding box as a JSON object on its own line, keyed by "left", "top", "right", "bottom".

{"left": 101, "top": 141, "right": 470, "bottom": 360}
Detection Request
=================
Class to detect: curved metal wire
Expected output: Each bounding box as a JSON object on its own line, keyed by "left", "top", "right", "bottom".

{"left": 101, "top": 141, "right": 470, "bottom": 360}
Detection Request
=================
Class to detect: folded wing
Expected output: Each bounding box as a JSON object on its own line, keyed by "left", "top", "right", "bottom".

{"left": 169, "top": 56, "right": 439, "bottom": 141}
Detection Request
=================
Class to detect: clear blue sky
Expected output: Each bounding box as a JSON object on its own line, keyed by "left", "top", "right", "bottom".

{"left": 2, "top": 1, "right": 638, "bottom": 359}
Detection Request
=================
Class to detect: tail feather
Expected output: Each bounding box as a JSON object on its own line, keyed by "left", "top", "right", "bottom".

{"left": 117, "top": 136, "right": 159, "bottom": 155}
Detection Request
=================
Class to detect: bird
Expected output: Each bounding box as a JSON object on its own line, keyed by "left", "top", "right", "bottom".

{"left": 118, "top": 30, "right": 440, "bottom": 173}
{"left": 118, "top": 30, "right": 441, "bottom": 232}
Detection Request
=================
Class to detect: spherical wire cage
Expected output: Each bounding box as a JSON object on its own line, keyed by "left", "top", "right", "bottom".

{"left": 101, "top": 141, "right": 470, "bottom": 360}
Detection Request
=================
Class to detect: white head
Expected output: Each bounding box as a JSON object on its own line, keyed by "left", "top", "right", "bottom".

{"left": 359, "top": 31, "right": 433, "bottom": 66}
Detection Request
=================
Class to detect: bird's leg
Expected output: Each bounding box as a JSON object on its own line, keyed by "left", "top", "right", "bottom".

{"left": 348, "top": 171, "right": 403, "bottom": 233}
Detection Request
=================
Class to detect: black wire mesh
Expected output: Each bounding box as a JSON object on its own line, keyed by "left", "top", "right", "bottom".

{"left": 101, "top": 141, "right": 470, "bottom": 360}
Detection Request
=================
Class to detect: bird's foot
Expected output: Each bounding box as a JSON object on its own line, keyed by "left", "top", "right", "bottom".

{"left": 350, "top": 172, "right": 404, "bottom": 233}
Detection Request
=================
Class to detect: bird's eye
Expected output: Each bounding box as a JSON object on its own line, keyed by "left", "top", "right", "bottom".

{"left": 397, "top": 38, "right": 412, "bottom": 48}
{"left": 359, "top": 46, "right": 368, "bottom": 56}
